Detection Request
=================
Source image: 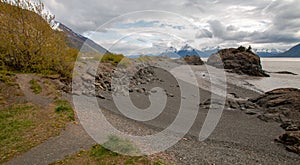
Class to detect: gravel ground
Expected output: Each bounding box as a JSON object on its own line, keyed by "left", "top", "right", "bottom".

{"left": 8, "top": 60, "right": 300, "bottom": 164}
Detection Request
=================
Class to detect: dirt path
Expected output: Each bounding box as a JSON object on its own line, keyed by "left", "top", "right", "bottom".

{"left": 15, "top": 74, "right": 52, "bottom": 108}
{"left": 5, "top": 74, "right": 96, "bottom": 165}
{"left": 5, "top": 123, "right": 95, "bottom": 165}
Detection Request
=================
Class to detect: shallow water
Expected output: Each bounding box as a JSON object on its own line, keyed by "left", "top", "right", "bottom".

{"left": 245, "top": 58, "right": 300, "bottom": 92}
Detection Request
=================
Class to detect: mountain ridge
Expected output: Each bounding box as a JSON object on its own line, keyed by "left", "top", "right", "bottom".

{"left": 57, "top": 22, "right": 108, "bottom": 54}
{"left": 277, "top": 43, "right": 300, "bottom": 57}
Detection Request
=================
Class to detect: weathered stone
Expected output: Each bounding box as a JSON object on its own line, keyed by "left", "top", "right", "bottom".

{"left": 207, "top": 47, "right": 269, "bottom": 77}
{"left": 181, "top": 55, "right": 204, "bottom": 65}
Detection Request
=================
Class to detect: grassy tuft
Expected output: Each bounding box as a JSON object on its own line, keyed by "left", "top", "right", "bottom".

{"left": 54, "top": 100, "right": 75, "bottom": 121}
{"left": 102, "top": 135, "right": 141, "bottom": 155}
{"left": 52, "top": 142, "right": 170, "bottom": 165}
{"left": 101, "top": 53, "right": 124, "bottom": 66}
{"left": 0, "top": 71, "right": 15, "bottom": 84}
{"left": 29, "top": 79, "right": 42, "bottom": 94}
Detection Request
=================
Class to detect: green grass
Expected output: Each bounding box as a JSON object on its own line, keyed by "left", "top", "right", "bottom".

{"left": 102, "top": 135, "right": 141, "bottom": 155}
{"left": 54, "top": 100, "right": 75, "bottom": 121}
{"left": 0, "top": 71, "right": 16, "bottom": 86}
{"left": 101, "top": 53, "right": 124, "bottom": 66}
{"left": 51, "top": 135, "right": 171, "bottom": 165}
{"left": 53, "top": 144, "right": 168, "bottom": 165}
{"left": 29, "top": 79, "right": 42, "bottom": 94}
{"left": 0, "top": 104, "right": 36, "bottom": 163}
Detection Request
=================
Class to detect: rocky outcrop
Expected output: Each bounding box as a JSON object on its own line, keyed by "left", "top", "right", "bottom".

{"left": 181, "top": 55, "right": 204, "bottom": 65}
{"left": 207, "top": 47, "right": 269, "bottom": 77}
{"left": 250, "top": 88, "right": 300, "bottom": 127}
{"left": 250, "top": 88, "right": 300, "bottom": 155}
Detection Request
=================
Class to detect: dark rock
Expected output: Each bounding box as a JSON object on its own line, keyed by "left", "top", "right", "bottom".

{"left": 250, "top": 88, "right": 300, "bottom": 155}
{"left": 207, "top": 47, "right": 269, "bottom": 77}
{"left": 273, "top": 71, "right": 298, "bottom": 75}
{"left": 136, "top": 88, "right": 146, "bottom": 93}
{"left": 244, "top": 109, "right": 258, "bottom": 115}
{"left": 258, "top": 113, "right": 281, "bottom": 122}
{"left": 167, "top": 93, "right": 175, "bottom": 97}
{"left": 277, "top": 131, "right": 300, "bottom": 154}
{"left": 181, "top": 55, "right": 204, "bottom": 65}
{"left": 151, "top": 90, "right": 157, "bottom": 93}
{"left": 96, "top": 94, "right": 106, "bottom": 99}
{"left": 280, "top": 120, "right": 299, "bottom": 131}
{"left": 250, "top": 88, "right": 300, "bottom": 123}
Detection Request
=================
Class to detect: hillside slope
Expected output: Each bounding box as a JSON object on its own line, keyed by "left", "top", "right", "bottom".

{"left": 278, "top": 43, "right": 300, "bottom": 57}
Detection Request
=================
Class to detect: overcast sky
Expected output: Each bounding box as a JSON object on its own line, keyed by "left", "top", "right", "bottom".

{"left": 43, "top": 0, "right": 300, "bottom": 56}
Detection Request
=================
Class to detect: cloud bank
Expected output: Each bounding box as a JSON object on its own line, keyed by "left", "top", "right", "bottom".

{"left": 43, "top": 0, "right": 300, "bottom": 55}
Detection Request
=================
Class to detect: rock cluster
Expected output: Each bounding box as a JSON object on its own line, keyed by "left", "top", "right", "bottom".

{"left": 250, "top": 88, "right": 300, "bottom": 154}
{"left": 200, "top": 98, "right": 261, "bottom": 115}
{"left": 200, "top": 88, "right": 300, "bottom": 155}
{"left": 250, "top": 88, "right": 300, "bottom": 130}
{"left": 72, "top": 62, "right": 161, "bottom": 98}
{"left": 207, "top": 47, "right": 269, "bottom": 77}
{"left": 130, "top": 66, "right": 160, "bottom": 86}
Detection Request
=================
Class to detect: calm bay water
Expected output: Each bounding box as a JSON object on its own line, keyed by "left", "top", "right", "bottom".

{"left": 245, "top": 58, "right": 300, "bottom": 92}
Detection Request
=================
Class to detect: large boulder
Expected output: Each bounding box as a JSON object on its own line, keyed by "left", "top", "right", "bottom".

{"left": 207, "top": 47, "right": 269, "bottom": 77}
{"left": 181, "top": 55, "right": 204, "bottom": 65}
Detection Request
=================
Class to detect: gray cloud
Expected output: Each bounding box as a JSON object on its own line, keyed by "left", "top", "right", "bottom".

{"left": 43, "top": 0, "right": 300, "bottom": 51}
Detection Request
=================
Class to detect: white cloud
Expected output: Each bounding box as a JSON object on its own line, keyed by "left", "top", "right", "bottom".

{"left": 43, "top": 0, "right": 300, "bottom": 55}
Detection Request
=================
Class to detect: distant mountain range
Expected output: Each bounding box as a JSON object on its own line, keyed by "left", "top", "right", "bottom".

{"left": 277, "top": 43, "right": 300, "bottom": 57}
{"left": 160, "top": 45, "right": 219, "bottom": 58}
{"left": 253, "top": 48, "right": 283, "bottom": 57}
{"left": 159, "top": 45, "right": 286, "bottom": 58}
{"left": 152, "top": 43, "right": 300, "bottom": 58}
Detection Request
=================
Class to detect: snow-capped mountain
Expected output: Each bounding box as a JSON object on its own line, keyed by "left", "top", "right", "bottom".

{"left": 1, "top": 0, "right": 59, "bottom": 29}
{"left": 252, "top": 48, "right": 283, "bottom": 57}
{"left": 160, "top": 44, "right": 219, "bottom": 58}
{"left": 160, "top": 46, "right": 180, "bottom": 58}
{"left": 176, "top": 44, "right": 202, "bottom": 57}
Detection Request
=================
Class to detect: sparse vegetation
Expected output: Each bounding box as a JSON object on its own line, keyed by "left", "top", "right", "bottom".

{"left": 0, "top": 102, "right": 75, "bottom": 163}
{"left": 136, "top": 55, "right": 154, "bottom": 62}
{"left": 101, "top": 53, "right": 125, "bottom": 66}
{"left": 102, "top": 135, "right": 141, "bottom": 155}
{"left": 55, "top": 99, "right": 75, "bottom": 121}
{"left": 29, "top": 79, "right": 42, "bottom": 94}
{"left": 0, "top": 73, "right": 77, "bottom": 163}
{"left": 0, "top": 104, "right": 36, "bottom": 163}
{"left": 52, "top": 142, "right": 169, "bottom": 165}
{"left": 0, "top": 71, "right": 16, "bottom": 85}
